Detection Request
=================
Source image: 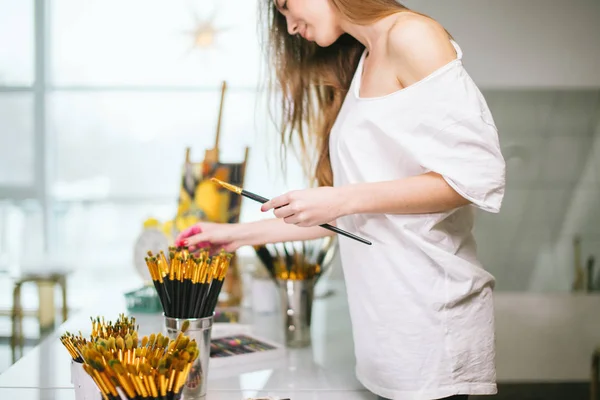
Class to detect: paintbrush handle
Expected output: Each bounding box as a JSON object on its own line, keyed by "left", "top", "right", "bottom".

{"left": 320, "top": 224, "right": 372, "bottom": 245}
{"left": 241, "top": 190, "right": 270, "bottom": 204}
{"left": 240, "top": 190, "right": 372, "bottom": 246}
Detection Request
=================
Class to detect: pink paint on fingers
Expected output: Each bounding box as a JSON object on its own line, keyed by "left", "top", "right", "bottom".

{"left": 175, "top": 224, "right": 203, "bottom": 247}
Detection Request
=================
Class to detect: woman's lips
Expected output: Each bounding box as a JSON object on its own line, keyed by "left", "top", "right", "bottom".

{"left": 300, "top": 27, "right": 308, "bottom": 40}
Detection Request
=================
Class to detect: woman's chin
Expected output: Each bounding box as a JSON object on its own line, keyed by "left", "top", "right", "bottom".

{"left": 314, "top": 35, "right": 338, "bottom": 47}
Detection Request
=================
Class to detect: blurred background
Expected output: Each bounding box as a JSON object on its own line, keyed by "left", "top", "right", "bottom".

{"left": 1, "top": 0, "right": 600, "bottom": 396}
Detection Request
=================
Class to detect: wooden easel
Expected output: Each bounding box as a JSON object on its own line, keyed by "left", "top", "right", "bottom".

{"left": 180, "top": 80, "right": 249, "bottom": 223}
{"left": 181, "top": 80, "right": 250, "bottom": 307}
{"left": 204, "top": 81, "right": 227, "bottom": 165}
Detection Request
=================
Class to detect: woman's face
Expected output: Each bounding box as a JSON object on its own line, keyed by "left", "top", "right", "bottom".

{"left": 274, "top": 0, "right": 343, "bottom": 46}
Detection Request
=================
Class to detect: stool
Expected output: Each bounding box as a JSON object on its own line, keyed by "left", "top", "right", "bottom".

{"left": 11, "top": 271, "right": 70, "bottom": 361}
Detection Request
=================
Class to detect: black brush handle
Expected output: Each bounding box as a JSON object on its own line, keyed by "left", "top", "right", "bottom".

{"left": 241, "top": 190, "right": 270, "bottom": 203}
{"left": 241, "top": 189, "right": 372, "bottom": 246}
{"left": 253, "top": 246, "right": 276, "bottom": 280}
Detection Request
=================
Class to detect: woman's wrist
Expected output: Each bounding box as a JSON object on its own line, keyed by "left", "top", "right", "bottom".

{"left": 337, "top": 184, "right": 362, "bottom": 217}
{"left": 233, "top": 217, "right": 334, "bottom": 247}
{"left": 233, "top": 221, "right": 259, "bottom": 247}
{"left": 233, "top": 219, "right": 280, "bottom": 247}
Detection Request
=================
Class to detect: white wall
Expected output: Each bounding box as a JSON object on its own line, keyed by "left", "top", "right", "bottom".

{"left": 494, "top": 292, "right": 600, "bottom": 381}
{"left": 403, "top": 0, "right": 600, "bottom": 88}
{"left": 528, "top": 100, "right": 600, "bottom": 292}
{"left": 470, "top": 90, "right": 600, "bottom": 291}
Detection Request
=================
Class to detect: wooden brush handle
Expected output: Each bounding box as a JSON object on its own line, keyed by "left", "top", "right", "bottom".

{"left": 214, "top": 81, "right": 227, "bottom": 150}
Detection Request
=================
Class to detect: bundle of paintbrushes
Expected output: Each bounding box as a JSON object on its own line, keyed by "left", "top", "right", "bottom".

{"left": 61, "top": 317, "right": 198, "bottom": 400}
{"left": 61, "top": 314, "right": 139, "bottom": 363}
{"left": 144, "top": 247, "right": 233, "bottom": 319}
{"left": 253, "top": 236, "right": 337, "bottom": 281}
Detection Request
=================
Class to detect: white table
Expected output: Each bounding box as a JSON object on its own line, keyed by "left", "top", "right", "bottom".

{"left": 0, "top": 388, "right": 377, "bottom": 400}
{"left": 2, "top": 278, "right": 600, "bottom": 399}
{"left": 0, "top": 281, "right": 379, "bottom": 400}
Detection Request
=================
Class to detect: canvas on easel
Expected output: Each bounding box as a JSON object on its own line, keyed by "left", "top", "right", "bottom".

{"left": 174, "top": 81, "right": 249, "bottom": 307}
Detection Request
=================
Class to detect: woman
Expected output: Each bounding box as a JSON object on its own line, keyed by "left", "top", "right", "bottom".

{"left": 178, "top": 1, "right": 506, "bottom": 399}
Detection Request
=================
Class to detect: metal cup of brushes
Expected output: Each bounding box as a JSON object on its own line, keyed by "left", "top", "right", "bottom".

{"left": 253, "top": 237, "right": 338, "bottom": 348}
{"left": 61, "top": 314, "right": 200, "bottom": 400}
{"left": 61, "top": 315, "right": 138, "bottom": 400}
{"left": 145, "top": 247, "right": 233, "bottom": 399}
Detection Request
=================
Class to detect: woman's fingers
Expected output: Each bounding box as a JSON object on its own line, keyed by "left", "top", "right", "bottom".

{"left": 272, "top": 204, "right": 295, "bottom": 219}
{"left": 184, "top": 233, "right": 211, "bottom": 247}
{"left": 261, "top": 192, "right": 292, "bottom": 212}
{"left": 175, "top": 224, "right": 202, "bottom": 245}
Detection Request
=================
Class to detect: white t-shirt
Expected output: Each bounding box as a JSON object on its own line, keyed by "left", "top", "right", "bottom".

{"left": 329, "top": 40, "right": 506, "bottom": 399}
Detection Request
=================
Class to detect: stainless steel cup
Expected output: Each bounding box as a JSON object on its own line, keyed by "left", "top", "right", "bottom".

{"left": 276, "top": 278, "right": 315, "bottom": 348}
{"left": 164, "top": 315, "right": 213, "bottom": 399}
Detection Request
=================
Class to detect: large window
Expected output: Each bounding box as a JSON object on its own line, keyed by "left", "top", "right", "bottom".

{"left": 0, "top": 95, "right": 35, "bottom": 186}
{"left": 0, "top": 0, "right": 35, "bottom": 188}
{"left": 50, "top": 0, "right": 262, "bottom": 87}
{"left": 0, "top": 0, "right": 39, "bottom": 276}
{"left": 47, "top": 1, "right": 302, "bottom": 266}
{"left": 0, "top": 0, "right": 34, "bottom": 87}
{"left": 1, "top": 0, "right": 306, "bottom": 270}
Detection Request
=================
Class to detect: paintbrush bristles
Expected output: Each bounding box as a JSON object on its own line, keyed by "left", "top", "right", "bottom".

{"left": 144, "top": 247, "right": 233, "bottom": 319}
{"left": 61, "top": 315, "right": 198, "bottom": 400}
{"left": 210, "top": 177, "right": 242, "bottom": 195}
{"left": 253, "top": 238, "right": 334, "bottom": 281}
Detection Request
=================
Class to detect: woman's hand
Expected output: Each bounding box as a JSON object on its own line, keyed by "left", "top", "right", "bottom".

{"left": 175, "top": 222, "right": 242, "bottom": 253}
{"left": 261, "top": 186, "right": 346, "bottom": 227}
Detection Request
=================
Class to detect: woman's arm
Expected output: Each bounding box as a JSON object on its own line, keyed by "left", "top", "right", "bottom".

{"left": 180, "top": 217, "right": 334, "bottom": 252}
{"left": 261, "top": 177, "right": 468, "bottom": 227}
{"left": 339, "top": 172, "right": 470, "bottom": 216}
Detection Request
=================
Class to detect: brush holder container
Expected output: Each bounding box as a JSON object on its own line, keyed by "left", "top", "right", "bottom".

{"left": 276, "top": 278, "right": 315, "bottom": 348}
{"left": 70, "top": 360, "right": 102, "bottom": 400}
{"left": 164, "top": 315, "right": 213, "bottom": 399}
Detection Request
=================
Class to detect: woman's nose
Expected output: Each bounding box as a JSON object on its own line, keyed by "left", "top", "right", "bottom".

{"left": 286, "top": 16, "right": 299, "bottom": 35}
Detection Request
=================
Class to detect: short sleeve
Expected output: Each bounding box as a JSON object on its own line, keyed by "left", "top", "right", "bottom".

{"left": 411, "top": 115, "right": 506, "bottom": 213}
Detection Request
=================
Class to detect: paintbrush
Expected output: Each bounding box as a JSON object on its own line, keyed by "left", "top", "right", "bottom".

{"left": 145, "top": 248, "right": 233, "bottom": 319}
{"left": 253, "top": 245, "right": 277, "bottom": 280}
{"left": 252, "top": 238, "right": 333, "bottom": 281}
{"left": 64, "top": 319, "right": 198, "bottom": 400}
{"left": 210, "top": 178, "right": 372, "bottom": 246}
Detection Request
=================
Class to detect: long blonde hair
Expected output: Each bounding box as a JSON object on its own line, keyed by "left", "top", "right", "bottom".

{"left": 260, "top": 0, "right": 409, "bottom": 187}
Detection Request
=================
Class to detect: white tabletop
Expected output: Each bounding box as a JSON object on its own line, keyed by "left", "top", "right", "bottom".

{"left": 0, "top": 281, "right": 379, "bottom": 399}
{"left": 0, "top": 388, "right": 377, "bottom": 400}
{"left": 3, "top": 278, "right": 600, "bottom": 399}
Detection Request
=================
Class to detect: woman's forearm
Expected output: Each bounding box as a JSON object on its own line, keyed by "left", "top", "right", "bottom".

{"left": 342, "top": 172, "right": 470, "bottom": 215}
{"left": 237, "top": 217, "right": 334, "bottom": 247}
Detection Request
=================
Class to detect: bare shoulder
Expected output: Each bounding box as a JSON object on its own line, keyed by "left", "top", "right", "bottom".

{"left": 386, "top": 13, "right": 458, "bottom": 86}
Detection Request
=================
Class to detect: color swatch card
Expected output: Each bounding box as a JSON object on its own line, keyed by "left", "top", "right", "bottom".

{"left": 211, "top": 334, "right": 278, "bottom": 358}
{"left": 208, "top": 333, "right": 285, "bottom": 373}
